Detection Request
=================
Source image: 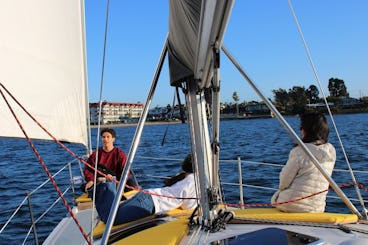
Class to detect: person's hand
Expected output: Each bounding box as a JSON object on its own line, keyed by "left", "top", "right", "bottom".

{"left": 106, "top": 174, "right": 114, "bottom": 181}
{"left": 97, "top": 177, "right": 106, "bottom": 182}
{"left": 85, "top": 181, "right": 94, "bottom": 192}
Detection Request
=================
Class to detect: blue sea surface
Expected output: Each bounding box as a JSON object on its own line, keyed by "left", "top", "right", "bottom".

{"left": 0, "top": 113, "right": 367, "bottom": 244}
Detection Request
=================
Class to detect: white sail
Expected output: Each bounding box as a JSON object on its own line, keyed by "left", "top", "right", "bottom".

{"left": 0, "top": 0, "right": 88, "bottom": 145}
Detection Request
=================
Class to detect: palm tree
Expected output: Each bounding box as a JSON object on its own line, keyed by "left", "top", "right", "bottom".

{"left": 232, "top": 91, "right": 239, "bottom": 115}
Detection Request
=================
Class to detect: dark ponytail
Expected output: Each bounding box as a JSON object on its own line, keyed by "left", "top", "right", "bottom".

{"left": 164, "top": 154, "right": 193, "bottom": 186}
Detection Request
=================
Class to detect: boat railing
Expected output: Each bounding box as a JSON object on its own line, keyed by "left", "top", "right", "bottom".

{"left": 0, "top": 157, "right": 85, "bottom": 244}
{"left": 134, "top": 156, "right": 368, "bottom": 207}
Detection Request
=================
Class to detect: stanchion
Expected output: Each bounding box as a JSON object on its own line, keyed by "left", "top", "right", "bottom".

{"left": 238, "top": 157, "right": 244, "bottom": 208}
{"left": 26, "top": 192, "right": 39, "bottom": 245}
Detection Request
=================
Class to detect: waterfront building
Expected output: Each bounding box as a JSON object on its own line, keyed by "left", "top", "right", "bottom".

{"left": 90, "top": 101, "right": 144, "bottom": 125}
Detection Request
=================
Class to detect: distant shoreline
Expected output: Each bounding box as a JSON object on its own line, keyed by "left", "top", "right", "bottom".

{"left": 91, "top": 110, "right": 368, "bottom": 129}
{"left": 90, "top": 120, "right": 183, "bottom": 128}
{"left": 90, "top": 114, "right": 274, "bottom": 128}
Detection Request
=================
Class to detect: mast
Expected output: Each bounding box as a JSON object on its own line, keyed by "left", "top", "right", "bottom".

{"left": 185, "top": 78, "right": 214, "bottom": 226}
{"left": 167, "top": 0, "right": 234, "bottom": 229}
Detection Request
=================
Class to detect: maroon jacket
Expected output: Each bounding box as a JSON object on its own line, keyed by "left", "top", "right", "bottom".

{"left": 84, "top": 147, "right": 127, "bottom": 182}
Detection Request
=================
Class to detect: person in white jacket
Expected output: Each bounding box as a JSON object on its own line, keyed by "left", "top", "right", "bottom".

{"left": 271, "top": 112, "right": 336, "bottom": 213}
{"left": 89, "top": 154, "right": 197, "bottom": 225}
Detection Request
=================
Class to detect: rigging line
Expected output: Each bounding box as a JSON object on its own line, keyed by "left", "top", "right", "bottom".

{"left": 226, "top": 181, "right": 364, "bottom": 208}
{"left": 126, "top": 185, "right": 198, "bottom": 200}
{"left": 0, "top": 84, "right": 112, "bottom": 180}
{"left": 101, "top": 37, "right": 169, "bottom": 245}
{"left": 0, "top": 196, "right": 27, "bottom": 234}
{"left": 35, "top": 187, "right": 71, "bottom": 224}
{"left": 91, "top": 0, "right": 112, "bottom": 239}
{"left": 226, "top": 187, "right": 329, "bottom": 208}
{"left": 0, "top": 84, "right": 113, "bottom": 200}
{"left": 0, "top": 88, "right": 91, "bottom": 244}
{"left": 29, "top": 163, "right": 70, "bottom": 196}
{"left": 161, "top": 90, "right": 176, "bottom": 146}
{"left": 221, "top": 46, "right": 361, "bottom": 218}
{"left": 199, "top": 92, "right": 212, "bottom": 182}
{"left": 0, "top": 84, "right": 91, "bottom": 164}
{"left": 176, "top": 87, "right": 186, "bottom": 123}
{"left": 0, "top": 83, "right": 117, "bottom": 201}
{"left": 287, "top": 0, "right": 367, "bottom": 216}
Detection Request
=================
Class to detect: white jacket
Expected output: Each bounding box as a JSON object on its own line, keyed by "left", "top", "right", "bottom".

{"left": 271, "top": 143, "right": 336, "bottom": 212}
{"left": 149, "top": 173, "right": 196, "bottom": 214}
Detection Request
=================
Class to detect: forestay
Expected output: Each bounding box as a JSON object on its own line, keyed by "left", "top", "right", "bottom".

{"left": 0, "top": 0, "right": 89, "bottom": 145}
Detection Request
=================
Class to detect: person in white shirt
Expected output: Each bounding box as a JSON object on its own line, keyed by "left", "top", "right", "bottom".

{"left": 90, "top": 154, "right": 197, "bottom": 225}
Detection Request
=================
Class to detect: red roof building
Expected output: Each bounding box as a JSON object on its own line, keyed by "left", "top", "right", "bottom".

{"left": 89, "top": 101, "right": 144, "bottom": 124}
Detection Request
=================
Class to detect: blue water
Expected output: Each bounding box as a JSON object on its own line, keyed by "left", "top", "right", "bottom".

{"left": 0, "top": 113, "right": 367, "bottom": 244}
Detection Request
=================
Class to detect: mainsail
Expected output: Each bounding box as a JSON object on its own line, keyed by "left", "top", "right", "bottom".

{"left": 0, "top": 0, "right": 89, "bottom": 145}
{"left": 168, "top": 0, "right": 233, "bottom": 88}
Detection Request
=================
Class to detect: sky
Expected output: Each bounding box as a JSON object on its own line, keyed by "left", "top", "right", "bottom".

{"left": 84, "top": 0, "right": 367, "bottom": 107}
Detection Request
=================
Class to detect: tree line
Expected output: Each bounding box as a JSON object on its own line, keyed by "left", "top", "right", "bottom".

{"left": 272, "top": 77, "right": 368, "bottom": 114}
{"left": 228, "top": 77, "right": 367, "bottom": 115}
{"left": 156, "top": 77, "right": 367, "bottom": 118}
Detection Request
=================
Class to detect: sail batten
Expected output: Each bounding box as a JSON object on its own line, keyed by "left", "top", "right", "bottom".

{"left": 0, "top": 0, "right": 88, "bottom": 145}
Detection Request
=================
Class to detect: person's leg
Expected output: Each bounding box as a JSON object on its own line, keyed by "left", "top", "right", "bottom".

{"left": 88, "top": 181, "right": 117, "bottom": 223}
{"left": 114, "top": 192, "right": 155, "bottom": 225}
{"left": 88, "top": 183, "right": 155, "bottom": 225}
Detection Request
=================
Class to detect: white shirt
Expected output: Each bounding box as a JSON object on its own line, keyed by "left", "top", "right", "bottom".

{"left": 149, "top": 173, "right": 196, "bottom": 214}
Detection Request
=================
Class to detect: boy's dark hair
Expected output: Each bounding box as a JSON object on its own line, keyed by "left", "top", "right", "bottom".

{"left": 101, "top": 128, "right": 116, "bottom": 138}
{"left": 300, "top": 112, "right": 329, "bottom": 144}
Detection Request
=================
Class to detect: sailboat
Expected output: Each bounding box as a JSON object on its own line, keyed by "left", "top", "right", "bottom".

{"left": 1, "top": 0, "right": 368, "bottom": 244}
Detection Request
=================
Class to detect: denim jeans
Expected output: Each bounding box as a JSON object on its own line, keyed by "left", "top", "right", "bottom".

{"left": 89, "top": 181, "right": 155, "bottom": 225}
